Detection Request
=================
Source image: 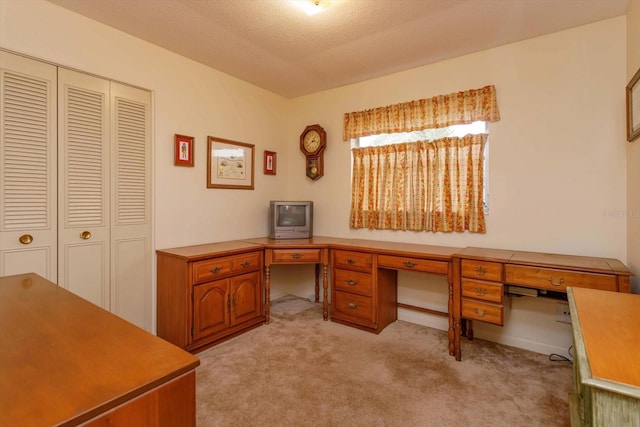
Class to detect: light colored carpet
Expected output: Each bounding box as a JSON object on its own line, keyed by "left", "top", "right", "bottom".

{"left": 196, "top": 295, "right": 572, "bottom": 426}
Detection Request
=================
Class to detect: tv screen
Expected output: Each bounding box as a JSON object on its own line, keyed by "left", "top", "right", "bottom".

{"left": 277, "top": 205, "right": 306, "bottom": 227}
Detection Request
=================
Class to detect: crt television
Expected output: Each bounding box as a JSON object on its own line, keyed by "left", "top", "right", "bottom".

{"left": 268, "top": 201, "right": 313, "bottom": 239}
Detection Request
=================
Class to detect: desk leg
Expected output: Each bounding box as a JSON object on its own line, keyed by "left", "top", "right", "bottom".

{"left": 265, "top": 265, "right": 271, "bottom": 324}
{"left": 314, "top": 264, "right": 320, "bottom": 303}
{"left": 448, "top": 277, "right": 454, "bottom": 357}
{"left": 454, "top": 318, "right": 461, "bottom": 361}
{"left": 322, "top": 263, "right": 329, "bottom": 321}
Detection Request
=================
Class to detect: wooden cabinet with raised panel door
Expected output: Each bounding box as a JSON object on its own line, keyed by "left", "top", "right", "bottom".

{"left": 330, "top": 249, "right": 397, "bottom": 333}
{"left": 157, "top": 242, "right": 265, "bottom": 353}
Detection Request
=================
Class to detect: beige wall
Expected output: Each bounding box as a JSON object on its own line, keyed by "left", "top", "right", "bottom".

{"left": 286, "top": 17, "right": 628, "bottom": 355}
{"left": 0, "top": 1, "right": 631, "bottom": 355}
{"left": 628, "top": 0, "right": 640, "bottom": 294}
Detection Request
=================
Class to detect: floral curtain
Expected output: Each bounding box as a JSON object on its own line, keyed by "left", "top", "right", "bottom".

{"left": 343, "top": 85, "right": 499, "bottom": 141}
{"left": 350, "top": 134, "right": 487, "bottom": 233}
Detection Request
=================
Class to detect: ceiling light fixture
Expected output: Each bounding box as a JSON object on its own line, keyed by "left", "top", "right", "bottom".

{"left": 290, "top": 0, "right": 331, "bottom": 16}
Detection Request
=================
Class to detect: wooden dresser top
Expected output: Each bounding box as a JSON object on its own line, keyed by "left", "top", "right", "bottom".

{"left": 570, "top": 287, "right": 640, "bottom": 389}
{"left": 0, "top": 273, "right": 200, "bottom": 426}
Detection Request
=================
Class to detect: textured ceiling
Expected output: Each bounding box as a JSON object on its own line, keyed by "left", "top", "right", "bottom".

{"left": 47, "top": 0, "right": 630, "bottom": 98}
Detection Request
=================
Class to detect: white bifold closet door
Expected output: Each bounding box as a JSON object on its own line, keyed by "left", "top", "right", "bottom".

{"left": 58, "top": 68, "right": 152, "bottom": 329}
{"left": 58, "top": 69, "right": 111, "bottom": 308}
{"left": 0, "top": 51, "right": 58, "bottom": 281}
{"left": 1, "top": 52, "right": 152, "bottom": 331}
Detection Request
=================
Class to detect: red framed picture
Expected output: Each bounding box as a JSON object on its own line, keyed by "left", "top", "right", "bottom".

{"left": 175, "top": 134, "right": 194, "bottom": 166}
{"left": 264, "top": 150, "right": 276, "bottom": 175}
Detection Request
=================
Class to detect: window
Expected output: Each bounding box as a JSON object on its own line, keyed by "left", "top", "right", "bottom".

{"left": 353, "top": 121, "right": 489, "bottom": 214}
{"left": 349, "top": 123, "right": 489, "bottom": 233}
{"left": 343, "top": 85, "right": 499, "bottom": 233}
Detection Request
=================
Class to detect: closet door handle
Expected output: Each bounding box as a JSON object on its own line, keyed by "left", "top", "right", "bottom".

{"left": 80, "top": 231, "right": 91, "bottom": 240}
{"left": 19, "top": 234, "right": 33, "bottom": 245}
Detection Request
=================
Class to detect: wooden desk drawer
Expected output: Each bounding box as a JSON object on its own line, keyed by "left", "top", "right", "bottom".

{"left": 333, "top": 250, "right": 372, "bottom": 272}
{"left": 334, "top": 269, "right": 373, "bottom": 296}
{"left": 461, "top": 260, "right": 503, "bottom": 281}
{"left": 461, "top": 299, "right": 503, "bottom": 325}
{"left": 377, "top": 255, "right": 448, "bottom": 275}
{"left": 505, "top": 265, "right": 617, "bottom": 293}
{"left": 193, "top": 252, "right": 261, "bottom": 284}
{"left": 333, "top": 291, "right": 374, "bottom": 325}
{"left": 461, "top": 278, "right": 503, "bottom": 304}
{"left": 270, "top": 248, "right": 322, "bottom": 263}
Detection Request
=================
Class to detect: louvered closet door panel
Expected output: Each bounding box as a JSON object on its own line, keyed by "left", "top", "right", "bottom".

{"left": 58, "top": 68, "right": 110, "bottom": 309}
{"left": 110, "top": 82, "right": 152, "bottom": 331}
{"left": 0, "top": 52, "right": 57, "bottom": 281}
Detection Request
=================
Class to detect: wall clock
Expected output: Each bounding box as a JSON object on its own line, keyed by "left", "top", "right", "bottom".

{"left": 300, "top": 124, "right": 326, "bottom": 180}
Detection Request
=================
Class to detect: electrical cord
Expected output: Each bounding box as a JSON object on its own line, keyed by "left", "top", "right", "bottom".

{"left": 548, "top": 345, "right": 573, "bottom": 362}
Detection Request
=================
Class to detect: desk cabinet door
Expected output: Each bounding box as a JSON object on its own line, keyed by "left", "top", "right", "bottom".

{"left": 193, "top": 280, "right": 230, "bottom": 341}
{"left": 230, "top": 271, "right": 262, "bottom": 327}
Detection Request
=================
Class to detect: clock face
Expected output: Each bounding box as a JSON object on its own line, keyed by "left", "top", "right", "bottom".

{"left": 303, "top": 130, "right": 321, "bottom": 153}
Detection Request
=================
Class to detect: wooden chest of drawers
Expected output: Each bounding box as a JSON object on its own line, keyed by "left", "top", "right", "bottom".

{"left": 330, "top": 249, "right": 397, "bottom": 333}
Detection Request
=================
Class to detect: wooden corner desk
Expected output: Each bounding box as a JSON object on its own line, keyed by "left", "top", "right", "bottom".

{"left": 157, "top": 238, "right": 632, "bottom": 361}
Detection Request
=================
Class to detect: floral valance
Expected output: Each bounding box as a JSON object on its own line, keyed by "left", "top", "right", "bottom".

{"left": 343, "top": 85, "right": 500, "bottom": 141}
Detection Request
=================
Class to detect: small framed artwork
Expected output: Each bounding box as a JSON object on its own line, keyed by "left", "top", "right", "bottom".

{"left": 174, "top": 134, "right": 194, "bottom": 166}
{"left": 264, "top": 150, "right": 276, "bottom": 175}
{"left": 627, "top": 67, "right": 640, "bottom": 142}
{"left": 207, "top": 136, "right": 255, "bottom": 189}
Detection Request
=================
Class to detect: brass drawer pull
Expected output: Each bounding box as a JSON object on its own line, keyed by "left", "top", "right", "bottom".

{"left": 474, "top": 308, "right": 486, "bottom": 317}
{"left": 240, "top": 261, "right": 250, "bottom": 268}
{"left": 548, "top": 277, "right": 565, "bottom": 287}
{"left": 474, "top": 266, "right": 488, "bottom": 275}
{"left": 19, "top": 234, "right": 33, "bottom": 245}
{"left": 291, "top": 253, "right": 303, "bottom": 259}
{"left": 346, "top": 258, "right": 356, "bottom": 265}
{"left": 80, "top": 230, "right": 91, "bottom": 240}
{"left": 210, "top": 266, "right": 222, "bottom": 274}
{"left": 403, "top": 261, "right": 417, "bottom": 268}
{"left": 345, "top": 279, "right": 358, "bottom": 286}
{"left": 474, "top": 287, "right": 487, "bottom": 296}
{"left": 347, "top": 302, "right": 358, "bottom": 309}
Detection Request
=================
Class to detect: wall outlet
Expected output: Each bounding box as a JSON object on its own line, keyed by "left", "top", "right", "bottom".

{"left": 556, "top": 302, "right": 571, "bottom": 324}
